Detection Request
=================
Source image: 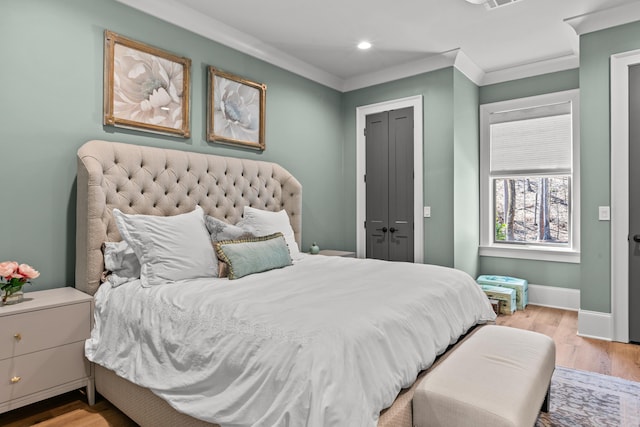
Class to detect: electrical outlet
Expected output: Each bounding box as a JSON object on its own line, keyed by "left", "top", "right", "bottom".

{"left": 598, "top": 206, "right": 610, "bottom": 221}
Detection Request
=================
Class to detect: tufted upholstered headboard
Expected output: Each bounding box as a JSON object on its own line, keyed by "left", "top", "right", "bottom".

{"left": 75, "top": 140, "right": 302, "bottom": 295}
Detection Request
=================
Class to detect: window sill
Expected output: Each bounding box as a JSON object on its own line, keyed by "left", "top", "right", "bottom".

{"left": 479, "top": 245, "right": 580, "bottom": 264}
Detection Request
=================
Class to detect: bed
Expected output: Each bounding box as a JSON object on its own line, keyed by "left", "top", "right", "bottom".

{"left": 75, "top": 139, "right": 495, "bottom": 427}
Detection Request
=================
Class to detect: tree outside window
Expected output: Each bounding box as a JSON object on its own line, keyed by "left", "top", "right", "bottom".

{"left": 494, "top": 177, "right": 569, "bottom": 244}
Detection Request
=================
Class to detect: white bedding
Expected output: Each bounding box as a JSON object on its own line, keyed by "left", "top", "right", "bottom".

{"left": 85, "top": 255, "right": 495, "bottom": 427}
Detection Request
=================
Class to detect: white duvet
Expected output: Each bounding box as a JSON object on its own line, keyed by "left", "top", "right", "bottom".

{"left": 85, "top": 255, "right": 495, "bottom": 427}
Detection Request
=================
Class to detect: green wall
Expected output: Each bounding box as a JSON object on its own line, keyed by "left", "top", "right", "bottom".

{"left": 4, "top": 0, "right": 640, "bottom": 312}
{"left": 579, "top": 20, "right": 640, "bottom": 313}
{"left": 478, "top": 19, "right": 640, "bottom": 313}
{"left": 342, "top": 70, "right": 454, "bottom": 266}
{"left": 0, "top": 0, "right": 344, "bottom": 291}
{"left": 453, "top": 69, "right": 480, "bottom": 276}
{"left": 342, "top": 68, "right": 480, "bottom": 275}
{"left": 477, "top": 69, "right": 581, "bottom": 290}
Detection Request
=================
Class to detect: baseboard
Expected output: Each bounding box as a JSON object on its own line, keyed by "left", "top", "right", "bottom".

{"left": 528, "top": 284, "right": 580, "bottom": 311}
{"left": 526, "top": 284, "right": 613, "bottom": 341}
{"left": 577, "top": 310, "right": 613, "bottom": 341}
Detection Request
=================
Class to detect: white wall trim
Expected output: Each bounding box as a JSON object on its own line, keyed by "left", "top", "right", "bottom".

{"left": 356, "top": 96, "right": 424, "bottom": 263}
{"left": 609, "top": 49, "right": 640, "bottom": 343}
{"left": 481, "top": 54, "right": 579, "bottom": 86}
{"left": 528, "top": 284, "right": 580, "bottom": 311}
{"left": 453, "top": 50, "right": 485, "bottom": 86}
{"left": 344, "top": 49, "right": 487, "bottom": 91}
{"left": 479, "top": 245, "right": 580, "bottom": 264}
{"left": 479, "top": 90, "right": 581, "bottom": 261}
{"left": 577, "top": 310, "right": 613, "bottom": 341}
{"left": 115, "top": 0, "right": 343, "bottom": 90}
{"left": 565, "top": 2, "right": 640, "bottom": 36}
{"left": 343, "top": 50, "right": 462, "bottom": 92}
{"left": 115, "top": 0, "right": 587, "bottom": 90}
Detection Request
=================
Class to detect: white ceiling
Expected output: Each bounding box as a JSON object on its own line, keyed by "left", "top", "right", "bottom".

{"left": 116, "top": 0, "right": 640, "bottom": 91}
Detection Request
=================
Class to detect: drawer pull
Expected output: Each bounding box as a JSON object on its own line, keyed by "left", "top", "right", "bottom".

{"left": 10, "top": 376, "right": 21, "bottom": 384}
{"left": 14, "top": 333, "right": 21, "bottom": 341}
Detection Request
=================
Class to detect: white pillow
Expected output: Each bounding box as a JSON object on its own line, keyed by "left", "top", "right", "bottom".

{"left": 113, "top": 206, "right": 217, "bottom": 286}
{"left": 103, "top": 240, "right": 141, "bottom": 287}
{"left": 239, "top": 206, "right": 302, "bottom": 260}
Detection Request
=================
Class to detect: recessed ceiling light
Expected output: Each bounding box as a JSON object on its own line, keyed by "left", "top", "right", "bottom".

{"left": 357, "top": 41, "right": 372, "bottom": 50}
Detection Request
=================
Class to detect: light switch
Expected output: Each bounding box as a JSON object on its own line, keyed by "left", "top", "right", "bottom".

{"left": 598, "top": 206, "right": 610, "bottom": 221}
{"left": 423, "top": 206, "right": 431, "bottom": 218}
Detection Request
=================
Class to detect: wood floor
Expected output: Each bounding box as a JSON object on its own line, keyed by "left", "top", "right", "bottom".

{"left": 1, "top": 305, "right": 639, "bottom": 426}
{"left": 495, "top": 305, "right": 640, "bottom": 382}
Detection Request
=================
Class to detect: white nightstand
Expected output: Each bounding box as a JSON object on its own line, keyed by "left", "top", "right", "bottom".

{"left": 0, "top": 287, "right": 94, "bottom": 414}
{"left": 317, "top": 250, "right": 356, "bottom": 258}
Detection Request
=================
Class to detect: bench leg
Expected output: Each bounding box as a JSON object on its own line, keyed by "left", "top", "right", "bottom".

{"left": 541, "top": 384, "right": 550, "bottom": 413}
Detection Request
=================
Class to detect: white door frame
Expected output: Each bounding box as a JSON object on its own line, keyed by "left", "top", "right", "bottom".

{"left": 356, "top": 95, "right": 424, "bottom": 262}
{"left": 610, "top": 49, "right": 640, "bottom": 343}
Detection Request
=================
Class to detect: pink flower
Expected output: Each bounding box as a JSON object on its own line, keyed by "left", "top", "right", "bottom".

{"left": 0, "top": 261, "right": 18, "bottom": 278}
{"left": 17, "top": 264, "right": 40, "bottom": 280}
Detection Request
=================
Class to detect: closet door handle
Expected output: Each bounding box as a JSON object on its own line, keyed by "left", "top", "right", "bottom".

{"left": 389, "top": 227, "right": 397, "bottom": 233}
{"left": 381, "top": 227, "right": 388, "bottom": 233}
{"left": 634, "top": 234, "right": 640, "bottom": 243}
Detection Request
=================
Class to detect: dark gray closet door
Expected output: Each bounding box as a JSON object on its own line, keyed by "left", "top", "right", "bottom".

{"left": 629, "top": 64, "right": 640, "bottom": 343}
{"left": 365, "top": 107, "right": 414, "bottom": 262}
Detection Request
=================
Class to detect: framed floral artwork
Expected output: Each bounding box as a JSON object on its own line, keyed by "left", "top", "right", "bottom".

{"left": 207, "top": 67, "right": 266, "bottom": 150}
{"left": 103, "top": 30, "right": 191, "bottom": 138}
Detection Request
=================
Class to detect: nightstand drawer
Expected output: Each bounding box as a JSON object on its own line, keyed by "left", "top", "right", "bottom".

{"left": 0, "top": 302, "right": 90, "bottom": 360}
{"left": 0, "top": 341, "right": 89, "bottom": 404}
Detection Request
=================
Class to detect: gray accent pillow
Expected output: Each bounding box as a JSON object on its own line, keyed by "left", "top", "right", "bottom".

{"left": 113, "top": 206, "right": 217, "bottom": 286}
{"left": 214, "top": 233, "right": 292, "bottom": 280}
{"left": 205, "top": 215, "right": 255, "bottom": 242}
{"left": 205, "top": 215, "right": 256, "bottom": 277}
{"left": 103, "top": 240, "right": 141, "bottom": 287}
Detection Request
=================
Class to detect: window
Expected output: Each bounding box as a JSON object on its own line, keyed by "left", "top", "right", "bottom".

{"left": 479, "top": 90, "right": 580, "bottom": 263}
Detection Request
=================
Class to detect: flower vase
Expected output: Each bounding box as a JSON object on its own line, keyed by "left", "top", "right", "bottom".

{"left": 2, "top": 290, "right": 23, "bottom": 305}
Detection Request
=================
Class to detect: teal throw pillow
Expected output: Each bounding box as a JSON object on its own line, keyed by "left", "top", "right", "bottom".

{"left": 215, "top": 233, "right": 292, "bottom": 280}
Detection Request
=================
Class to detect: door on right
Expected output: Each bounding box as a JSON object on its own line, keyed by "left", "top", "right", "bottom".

{"left": 365, "top": 107, "right": 414, "bottom": 262}
{"left": 629, "top": 64, "right": 640, "bottom": 343}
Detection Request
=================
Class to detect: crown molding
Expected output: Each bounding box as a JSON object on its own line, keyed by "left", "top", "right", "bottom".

{"left": 452, "top": 50, "right": 485, "bottom": 86}
{"left": 114, "top": 0, "right": 620, "bottom": 92}
{"left": 340, "top": 48, "right": 487, "bottom": 92}
{"left": 565, "top": 2, "right": 640, "bottom": 36}
{"left": 481, "top": 53, "right": 579, "bottom": 86}
{"left": 342, "top": 49, "right": 462, "bottom": 92}
{"left": 114, "top": 0, "right": 344, "bottom": 91}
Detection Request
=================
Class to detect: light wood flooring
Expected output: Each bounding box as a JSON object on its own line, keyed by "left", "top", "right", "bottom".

{"left": 1, "top": 305, "right": 639, "bottom": 426}
{"left": 495, "top": 305, "right": 640, "bottom": 382}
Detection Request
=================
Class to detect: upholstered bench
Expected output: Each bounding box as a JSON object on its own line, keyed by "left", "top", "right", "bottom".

{"left": 413, "top": 325, "right": 555, "bottom": 427}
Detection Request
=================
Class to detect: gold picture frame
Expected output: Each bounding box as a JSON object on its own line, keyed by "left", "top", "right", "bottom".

{"left": 207, "top": 67, "right": 266, "bottom": 150}
{"left": 103, "top": 30, "right": 191, "bottom": 138}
